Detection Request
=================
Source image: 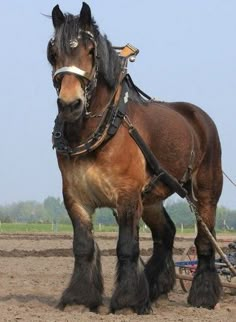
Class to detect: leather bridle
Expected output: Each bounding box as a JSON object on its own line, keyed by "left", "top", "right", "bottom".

{"left": 52, "top": 29, "right": 98, "bottom": 116}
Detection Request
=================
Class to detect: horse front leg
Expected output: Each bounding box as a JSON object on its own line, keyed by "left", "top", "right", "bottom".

{"left": 110, "top": 194, "right": 151, "bottom": 315}
{"left": 58, "top": 198, "right": 103, "bottom": 311}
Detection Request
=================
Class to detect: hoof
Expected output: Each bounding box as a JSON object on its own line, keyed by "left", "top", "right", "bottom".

{"left": 57, "top": 298, "right": 103, "bottom": 312}
{"left": 110, "top": 267, "right": 151, "bottom": 315}
{"left": 145, "top": 251, "right": 176, "bottom": 302}
{"left": 114, "top": 308, "right": 135, "bottom": 315}
{"left": 188, "top": 269, "right": 222, "bottom": 309}
{"left": 57, "top": 285, "right": 103, "bottom": 311}
{"left": 56, "top": 301, "right": 65, "bottom": 311}
{"left": 136, "top": 301, "right": 152, "bottom": 315}
{"left": 111, "top": 301, "right": 152, "bottom": 315}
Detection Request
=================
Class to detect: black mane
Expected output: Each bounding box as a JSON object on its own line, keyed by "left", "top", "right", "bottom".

{"left": 96, "top": 34, "right": 122, "bottom": 89}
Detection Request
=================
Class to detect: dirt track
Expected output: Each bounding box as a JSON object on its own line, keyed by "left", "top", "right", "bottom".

{"left": 0, "top": 232, "right": 235, "bottom": 321}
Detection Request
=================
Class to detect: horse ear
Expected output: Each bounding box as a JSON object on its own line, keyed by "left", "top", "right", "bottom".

{"left": 79, "top": 2, "right": 92, "bottom": 28}
{"left": 52, "top": 5, "right": 65, "bottom": 28}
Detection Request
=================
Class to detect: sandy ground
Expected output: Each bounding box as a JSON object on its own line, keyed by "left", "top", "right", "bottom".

{"left": 0, "top": 232, "right": 235, "bottom": 322}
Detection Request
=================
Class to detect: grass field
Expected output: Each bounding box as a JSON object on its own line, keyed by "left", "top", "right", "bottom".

{"left": 0, "top": 223, "right": 73, "bottom": 233}
{"left": 0, "top": 222, "right": 235, "bottom": 235}
{"left": 0, "top": 222, "right": 119, "bottom": 233}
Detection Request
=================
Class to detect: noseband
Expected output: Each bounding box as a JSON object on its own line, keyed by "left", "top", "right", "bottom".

{"left": 52, "top": 30, "right": 98, "bottom": 115}
{"left": 54, "top": 66, "right": 92, "bottom": 82}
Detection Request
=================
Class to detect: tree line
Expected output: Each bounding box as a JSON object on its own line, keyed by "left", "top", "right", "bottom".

{"left": 0, "top": 196, "right": 235, "bottom": 230}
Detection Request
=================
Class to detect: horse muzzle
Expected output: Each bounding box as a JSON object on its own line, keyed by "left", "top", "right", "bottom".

{"left": 57, "top": 98, "right": 84, "bottom": 122}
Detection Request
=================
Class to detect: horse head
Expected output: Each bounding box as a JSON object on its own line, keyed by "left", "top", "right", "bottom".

{"left": 47, "top": 2, "right": 122, "bottom": 122}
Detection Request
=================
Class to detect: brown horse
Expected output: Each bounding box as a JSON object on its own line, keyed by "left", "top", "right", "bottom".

{"left": 47, "top": 2, "right": 223, "bottom": 314}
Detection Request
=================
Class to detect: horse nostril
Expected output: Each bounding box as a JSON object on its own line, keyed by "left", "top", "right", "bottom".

{"left": 70, "top": 99, "right": 82, "bottom": 112}
{"left": 57, "top": 99, "right": 82, "bottom": 113}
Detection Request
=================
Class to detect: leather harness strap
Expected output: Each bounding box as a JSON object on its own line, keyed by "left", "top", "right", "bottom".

{"left": 52, "top": 78, "right": 129, "bottom": 156}
{"left": 123, "top": 116, "right": 188, "bottom": 198}
{"left": 52, "top": 72, "right": 190, "bottom": 199}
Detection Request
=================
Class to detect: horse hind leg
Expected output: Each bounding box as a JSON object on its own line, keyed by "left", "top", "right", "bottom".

{"left": 143, "top": 202, "right": 176, "bottom": 302}
{"left": 188, "top": 164, "right": 223, "bottom": 309}
{"left": 187, "top": 203, "right": 222, "bottom": 309}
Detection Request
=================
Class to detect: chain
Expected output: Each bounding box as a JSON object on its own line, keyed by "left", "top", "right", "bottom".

{"left": 186, "top": 196, "right": 201, "bottom": 221}
{"left": 123, "top": 114, "right": 134, "bottom": 129}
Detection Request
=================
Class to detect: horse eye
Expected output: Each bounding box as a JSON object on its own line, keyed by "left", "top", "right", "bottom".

{"left": 49, "top": 53, "right": 57, "bottom": 65}
{"left": 88, "top": 47, "right": 95, "bottom": 56}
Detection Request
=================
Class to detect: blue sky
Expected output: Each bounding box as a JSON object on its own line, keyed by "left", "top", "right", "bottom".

{"left": 1, "top": 0, "right": 236, "bottom": 208}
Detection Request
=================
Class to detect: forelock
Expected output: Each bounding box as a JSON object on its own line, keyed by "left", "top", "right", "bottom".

{"left": 54, "top": 13, "right": 99, "bottom": 55}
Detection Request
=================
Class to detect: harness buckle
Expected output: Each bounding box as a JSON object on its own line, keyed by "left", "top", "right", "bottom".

{"left": 142, "top": 172, "right": 164, "bottom": 196}
{"left": 53, "top": 131, "right": 62, "bottom": 139}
